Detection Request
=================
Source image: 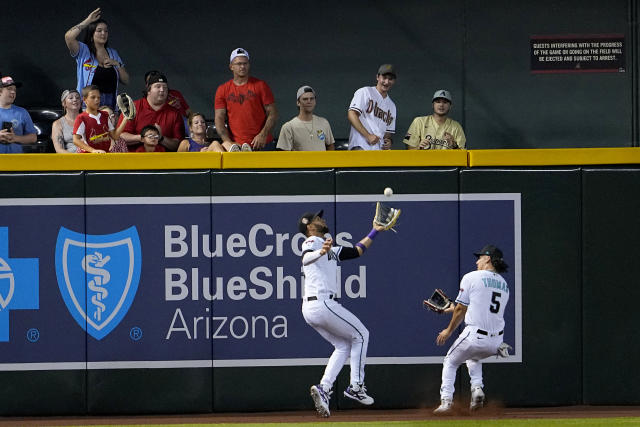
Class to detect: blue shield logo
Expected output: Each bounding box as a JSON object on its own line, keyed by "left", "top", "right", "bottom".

{"left": 55, "top": 227, "right": 142, "bottom": 340}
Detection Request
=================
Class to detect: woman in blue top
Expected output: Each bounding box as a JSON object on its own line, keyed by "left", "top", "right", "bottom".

{"left": 178, "top": 113, "right": 224, "bottom": 152}
{"left": 64, "top": 8, "right": 129, "bottom": 110}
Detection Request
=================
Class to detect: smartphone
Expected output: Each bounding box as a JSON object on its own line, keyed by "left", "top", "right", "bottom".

{"left": 2, "top": 121, "right": 12, "bottom": 131}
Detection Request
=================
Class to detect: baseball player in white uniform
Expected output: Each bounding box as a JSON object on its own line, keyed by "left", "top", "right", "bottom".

{"left": 434, "top": 244, "right": 510, "bottom": 415}
{"left": 347, "top": 64, "right": 397, "bottom": 151}
{"left": 298, "top": 210, "right": 387, "bottom": 417}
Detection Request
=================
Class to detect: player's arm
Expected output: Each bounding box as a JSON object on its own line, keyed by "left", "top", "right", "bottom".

{"left": 436, "top": 303, "right": 468, "bottom": 345}
{"left": 348, "top": 109, "right": 379, "bottom": 145}
{"left": 302, "top": 238, "right": 332, "bottom": 266}
{"left": 338, "top": 222, "right": 386, "bottom": 260}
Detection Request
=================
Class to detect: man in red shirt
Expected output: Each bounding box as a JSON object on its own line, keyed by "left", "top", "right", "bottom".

{"left": 119, "top": 73, "right": 184, "bottom": 151}
{"left": 214, "top": 48, "right": 278, "bottom": 151}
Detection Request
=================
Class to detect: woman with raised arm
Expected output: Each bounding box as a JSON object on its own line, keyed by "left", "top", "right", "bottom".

{"left": 64, "top": 8, "right": 129, "bottom": 110}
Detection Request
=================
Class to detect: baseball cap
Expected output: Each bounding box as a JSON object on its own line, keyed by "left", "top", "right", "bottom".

{"left": 298, "top": 210, "right": 324, "bottom": 234}
{"left": 147, "top": 73, "right": 168, "bottom": 86}
{"left": 432, "top": 89, "right": 452, "bottom": 102}
{"left": 473, "top": 244, "right": 503, "bottom": 260}
{"left": 1, "top": 76, "right": 22, "bottom": 88}
{"left": 296, "top": 85, "right": 315, "bottom": 101}
{"left": 230, "top": 48, "right": 250, "bottom": 63}
{"left": 377, "top": 64, "right": 396, "bottom": 77}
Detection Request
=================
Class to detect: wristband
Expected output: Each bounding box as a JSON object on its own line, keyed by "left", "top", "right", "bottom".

{"left": 367, "top": 228, "right": 378, "bottom": 240}
{"left": 355, "top": 242, "right": 366, "bottom": 253}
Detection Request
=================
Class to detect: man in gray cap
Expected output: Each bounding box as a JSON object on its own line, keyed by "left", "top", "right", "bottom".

{"left": 277, "top": 86, "right": 335, "bottom": 151}
{"left": 403, "top": 89, "right": 466, "bottom": 150}
{"left": 347, "top": 64, "right": 397, "bottom": 151}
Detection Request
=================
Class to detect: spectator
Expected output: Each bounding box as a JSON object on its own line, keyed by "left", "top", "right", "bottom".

{"left": 98, "top": 105, "right": 128, "bottom": 152}
{"left": 144, "top": 70, "right": 191, "bottom": 118}
{"left": 178, "top": 112, "right": 223, "bottom": 152}
{"left": 73, "top": 85, "right": 129, "bottom": 153}
{"left": 0, "top": 76, "right": 37, "bottom": 154}
{"left": 214, "top": 48, "right": 278, "bottom": 152}
{"left": 118, "top": 73, "right": 184, "bottom": 151}
{"left": 347, "top": 64, "right": 397, "bottom": 151}
{"left": 65, "top": 8, "right": 129, "bottom": 110}
{"left": 277, "top": 86, "right": 335, "bottom": 151}
{"left": 52, "top": 89, "right": 81, "bottom": 153}
{"left": 404, "top": 90, "right": 466, "bottom": 150}
{"left": 135, "top": 125, "right": 166, "bottom": 152}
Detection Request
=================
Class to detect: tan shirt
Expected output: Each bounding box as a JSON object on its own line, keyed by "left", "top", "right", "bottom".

{"left": 403, "top": 115, "right": 466, "bottom": 149}
{"left": 277, "top": 115, "right": 335, "bottom": 151}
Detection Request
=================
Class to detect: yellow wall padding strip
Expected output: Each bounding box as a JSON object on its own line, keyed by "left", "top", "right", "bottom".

{"left": 221, "top": 150, "right": 468, "bottom": 169}
{"left": 0, "top": 152, "right": 223, "bottom": 171}
{"left": 469, "top": 147, "right": 640, "bottom": 166}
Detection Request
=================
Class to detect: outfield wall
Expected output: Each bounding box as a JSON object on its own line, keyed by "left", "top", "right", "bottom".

{"left": 0, "top": 150, "right": 638, "bottom": 415}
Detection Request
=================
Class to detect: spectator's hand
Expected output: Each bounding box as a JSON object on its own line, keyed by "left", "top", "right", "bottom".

{"left": 0, "top": 129, "right": 12, "bottom": 142}
{"left": 418, "top": 139, "right": 431, "bottom": 150}
{"left": 251, "top": 133, "right": 267, "bottom": 150}
{"left": 444, "top": 132, "right": 458, "bottom": 149}
{"left": 103, "top": 58, "right": 120, "bottom": 68}
{"left": 85, "top": 8, "right": 102, "bottom": 24}
{"left": 91, "top": 149, "right": 107, "bottom": 154}
{"left": 382, "top": 137, "right": 392, "bottom": 150}
{"left": 366, "top": 133, "right": 380, "bottom": 145}
{"left": 154, "top": 123, "right": 163, "bottom": 138}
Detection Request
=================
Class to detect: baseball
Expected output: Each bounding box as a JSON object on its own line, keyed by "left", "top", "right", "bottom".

{"left": 384, "top": 187, "right": 393, "bottom": 197}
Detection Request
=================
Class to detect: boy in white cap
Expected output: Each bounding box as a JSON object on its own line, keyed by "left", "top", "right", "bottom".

{"left": 277, "top": 85, "right": 335, "bottom": 151}
{"left": 403, "top": 89, "right": 466, "bottom": 150}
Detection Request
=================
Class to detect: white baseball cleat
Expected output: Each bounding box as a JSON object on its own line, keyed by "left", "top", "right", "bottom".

{"left": 343, "top": 383, "right": 374, "bottom": 405}
{"left": 433, "top": 398, "right": 453, "bottom": 415}
{"left": 470, "top": 386, "right": 485, "bottom": 410}
{"left": 310, "top": 384, "right": 330, "bottom": 417}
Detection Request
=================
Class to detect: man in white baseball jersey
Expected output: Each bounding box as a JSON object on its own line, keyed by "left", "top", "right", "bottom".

{"left": 434, "top": 244, "right": 510, "bottom": 415}
{"left": 347, "top": 64, "right": 397, "bottom": 150}
{"left": 298, "top": 210, "right": 387, "bottom": 417}
{"left": 403, "top": 89, "right": 466, "bottom": 150}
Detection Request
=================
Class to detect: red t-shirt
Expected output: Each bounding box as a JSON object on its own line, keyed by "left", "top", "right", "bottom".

{"left": 214, "top": 77, "right": 275, "bottom": 145}
{"left": 73, "top": 110, "right": 113, "bottom": 152}
{"left": 118, "top": 97, "right": 185, "bottom": 151}
{"left": 135, "top": 144, "right": 166, "bottom": 152}
{"left": 167, "top": 89, "right": 189, "bottom": 117}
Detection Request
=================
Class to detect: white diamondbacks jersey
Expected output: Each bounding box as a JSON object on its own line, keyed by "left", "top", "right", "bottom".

{"left": 455, "top": 270, "right": 509, "bottom": 332}
{"left": 301, "top": 236, "right": 343, "bottom": 298}
{"left": 348, "top": 86, "right": 396, "bottom": 150}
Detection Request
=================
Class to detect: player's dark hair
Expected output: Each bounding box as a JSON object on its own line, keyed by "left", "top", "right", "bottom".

{"left": 492, "top": 258, "right": 509, "bottom": 273}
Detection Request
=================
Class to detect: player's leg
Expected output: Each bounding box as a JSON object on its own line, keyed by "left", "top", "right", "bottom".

{"left": 314, "top": 327, "right": 351, "bottom": 389}
{"left": 319, "top": 300, "right": 373, "bottom": 405}
{"left": 440, "top": 328, "right": 474, "bottom": 401}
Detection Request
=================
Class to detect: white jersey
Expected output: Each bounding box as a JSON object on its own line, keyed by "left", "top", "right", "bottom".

{"left": 348, "top": 86, "right": 396, "bottom": 150}
{"left": 301, "top": 236, "right": 343, "bottom": 298}
{"left": 455, "top": 270, "right": 509, "bottom": 333}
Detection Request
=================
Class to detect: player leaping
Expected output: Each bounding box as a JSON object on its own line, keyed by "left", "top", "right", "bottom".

{"left": 299, "top": 203, "right": 400, "bottom": 417}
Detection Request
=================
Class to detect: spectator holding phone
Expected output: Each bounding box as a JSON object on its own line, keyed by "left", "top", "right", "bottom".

{"left": 0, "top": 76, "right": 37, "bottom": 153}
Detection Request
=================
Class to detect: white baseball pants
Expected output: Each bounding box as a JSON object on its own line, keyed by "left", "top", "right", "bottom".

{"left": 440, "top": 325, "right": 502, "bottom": 400}
{"left": 302, "top": 298, "right": 369, "bottom": 390}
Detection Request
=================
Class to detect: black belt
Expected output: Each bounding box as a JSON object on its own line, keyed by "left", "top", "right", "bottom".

{"left": 306, "top": 295, "right": 337, "bottom": 301}
{"left": 477, "top": 329, "right": 503, "bottom": 336}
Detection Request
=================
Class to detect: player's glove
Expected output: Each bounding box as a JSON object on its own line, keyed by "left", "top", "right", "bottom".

{"left": 423, "top": 288, "right": 453, "bottom": 314}
{"left": 496, "top": 342, "right": 513, "bottom": 358}
{"left": 373, "top": 202, "right": 401, "bottom": 231}
{"left": 116, "top": 93, "right": 136, "bottom": 120}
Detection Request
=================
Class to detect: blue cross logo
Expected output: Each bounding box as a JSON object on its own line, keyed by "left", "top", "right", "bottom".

{"left": 0, "top": 227, "right": 39, "bottom": 342}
